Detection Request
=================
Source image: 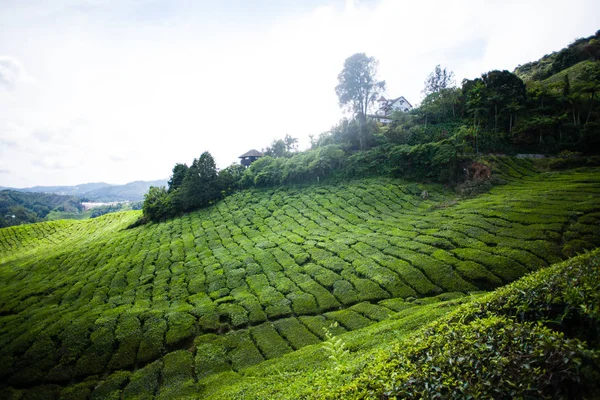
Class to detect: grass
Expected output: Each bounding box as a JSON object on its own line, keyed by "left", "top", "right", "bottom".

{"left": 0, "top": 158, "right": 599, "bottom": 398}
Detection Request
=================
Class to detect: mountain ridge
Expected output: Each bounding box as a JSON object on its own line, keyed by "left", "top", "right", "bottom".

{"left": 0, "top": 179, "right": 168, "bottom": 202}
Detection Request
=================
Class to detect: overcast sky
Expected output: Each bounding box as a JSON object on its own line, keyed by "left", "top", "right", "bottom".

{"left": 0, "top": 0, "right": 598, "bottom": 187}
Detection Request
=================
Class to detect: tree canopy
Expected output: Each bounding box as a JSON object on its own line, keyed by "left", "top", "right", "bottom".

{"left": 423, "top": 64, "right": 456, "bottom": 96}
{"left": 335, "top": 53, "right": 386, "bottom": 118}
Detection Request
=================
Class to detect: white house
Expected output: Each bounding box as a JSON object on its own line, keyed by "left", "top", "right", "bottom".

{"left": 371, "top": 96, "right": 413, "bottom": 124}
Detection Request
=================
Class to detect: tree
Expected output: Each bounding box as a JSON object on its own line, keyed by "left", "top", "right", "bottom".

{"left": 217, "top": 164, "right": 245, "bottom": 195}
{"left": 283, "top": 134, "right": 298, "bottom": 152}
{"left": 423, "top": 65, "right": 456, "bottom": 96}
{"left": 167, "top": 163, "right": 188, "bottom": 193}
{"left": 264, "top": 135, "right": 299, "bottom": 158}
{"left": 142, "top": 186, "right": 173, "bottom": 222}
{"left": 180, "top": 151, "right": 219, "bottom": 211}
{"left": 481, "top": 70, "right": 526, "bottom": 133}
{"left": 264, "top": 139, "right": 287, "bottom": 158}
{"left": 335, "top": 53, "right": 385, "bottom": 149}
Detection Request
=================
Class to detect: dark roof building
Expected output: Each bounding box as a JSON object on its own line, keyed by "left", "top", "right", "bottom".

{"left": 239, "top": 149, "right": 263, "bottom": 167}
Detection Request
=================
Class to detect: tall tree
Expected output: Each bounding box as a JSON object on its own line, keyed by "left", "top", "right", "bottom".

{"left": 167, "top": 163, "right": 188, "bottom": 193}
{"left": 180, "top": 151, "right": 219, "bottom": 211}
{"left": 283, "top": 134, "right": 298, "bottom": 152}
{"left": 481, "top": 70, "right": 526, "bottom": 133}
{"left": 335, "top": 53, "right": 385, "bottom": 149}
{"left": 422, "top": 65, "right": 456, "bottom": 96}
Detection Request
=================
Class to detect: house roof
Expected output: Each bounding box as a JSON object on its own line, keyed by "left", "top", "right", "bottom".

{"left": 377, "top": 96, "right": 387, "bottom": 101}
{"left": 239, "top": 149, "right": 263, "bottom": 158}
{"left": 390, "top": 96, "right": 413, "bottom": 108}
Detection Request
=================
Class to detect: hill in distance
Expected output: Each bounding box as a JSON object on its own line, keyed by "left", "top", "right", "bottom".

{"left": 1, "top": 179, "right": 168, "bottom": 203}
{"left": 0, "top": 157, "right": 599, "bottom": 398}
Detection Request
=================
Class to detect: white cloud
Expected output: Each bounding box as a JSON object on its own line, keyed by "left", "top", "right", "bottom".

{"left": 0, "top": 0, "right": 598, "bottom": 187}
{"left": 0, "top": 56, "right": 36, "bottom": 90}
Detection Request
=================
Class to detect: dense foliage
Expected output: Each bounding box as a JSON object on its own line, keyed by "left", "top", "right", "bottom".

{"left": 332, "top": 250, "right": 600, "bottom": 399}
{"left": 143, "top": 32, "right": 600, "bottom": 223}
{"left": 0, "top": 190, "right": 83, "bottom": 228}
{"left": 1, "top": 161, "right": 599, "bottom": 398}
{"left": 514, "top": 30, "right": 600, "bottom": 82}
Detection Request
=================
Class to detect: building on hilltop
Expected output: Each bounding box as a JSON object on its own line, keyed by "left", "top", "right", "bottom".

{"left": 239, "top": 149, "right": 263, "bottom": 167}
{"left": 370, "top": 95, "right": 413, "bottom": 124}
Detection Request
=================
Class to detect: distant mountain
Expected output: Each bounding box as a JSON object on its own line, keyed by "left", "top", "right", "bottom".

{"left": 82, "top": 180, "right": 169, "bottom": 202}
{"left": 2, "top": 179, "right": 168, "bottom": 202}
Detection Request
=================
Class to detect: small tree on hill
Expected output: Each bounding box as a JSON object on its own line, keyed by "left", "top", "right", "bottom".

{"left": 168, "top": 163, "right": 188, "bottom": 193}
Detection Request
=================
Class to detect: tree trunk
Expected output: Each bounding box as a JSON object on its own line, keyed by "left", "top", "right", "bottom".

{"left": 559, "top": 125, "right": 562, "bottom": 141}
{"left": 509, "top": 113, "right": 513, "bottom": 133}
{"left": 494, "top": 104, "right": 498, "bottom": 133}
{"left": 586, "top": 92, "right": 595, "bottom": 124}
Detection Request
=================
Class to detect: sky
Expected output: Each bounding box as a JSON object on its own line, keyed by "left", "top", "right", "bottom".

{"left": 0, "top": 0, "right": 599, "bottom": 188}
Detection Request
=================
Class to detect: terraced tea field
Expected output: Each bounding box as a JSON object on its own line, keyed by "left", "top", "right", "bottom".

{"left": 0, "top": 158, "right": 599, "bottom": 399}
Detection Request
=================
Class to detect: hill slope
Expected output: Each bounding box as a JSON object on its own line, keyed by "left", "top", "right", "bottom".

{"left": 0, "top": 158, "right": 599, "bottom": 398}
{"left": 513, "top": 30, "right": 600, "bottom": 82}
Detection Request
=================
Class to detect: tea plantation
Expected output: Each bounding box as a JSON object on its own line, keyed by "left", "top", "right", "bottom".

{"left": 0, "top": 158, "right": 599, "bottom": 399}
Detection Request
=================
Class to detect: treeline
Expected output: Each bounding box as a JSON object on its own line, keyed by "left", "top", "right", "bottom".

{"left": 0, "top": 190, "right": 82, "bottom": 228}
{"left": 142, "top": 139, "right": 460, "bottom": 222}
{"left": 142, "top": 31, "right": 600, "bottom": 223}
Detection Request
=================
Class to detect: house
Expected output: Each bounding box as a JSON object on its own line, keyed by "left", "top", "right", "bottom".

{"left": 371, "top": 95, "right": 413, "bottom": 124}
{"left": 239, "top": 149, "right": 263, "bottom": 167}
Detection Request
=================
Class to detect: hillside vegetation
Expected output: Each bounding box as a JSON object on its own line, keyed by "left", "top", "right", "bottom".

{"left": 142, "top": 31, "right": 600, "bottom": 225}
{"left": 0, "top": 191, "right": 83, "bottom": 228}
{"left": 0, "top": 158, "right": 599, "bottom": 398}
{"left": 514, "top": 31, "right": 600, "bottom": 82}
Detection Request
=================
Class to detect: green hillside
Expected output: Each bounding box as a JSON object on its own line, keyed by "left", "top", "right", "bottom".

{"left": 0, "top": 190, "right": 83, "bottom": 228}
{"left": 0, "top": 158, "right": 599, "bottom": 398}
{"left": 514, "top": 31, "right": 600, "bottom": 82}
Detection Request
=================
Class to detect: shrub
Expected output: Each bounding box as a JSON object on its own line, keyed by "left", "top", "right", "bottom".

{"left": 156, "top": 350, "right": 196, "bottom": 400}
{"left": 332, "top": 279, "right": 359, "bottom": 305}
{"left": 91, "top": 370, "right": 131, "bottom": 400}
{"left": 194, "top": 334, "right": 231, "bottom": 378}
{"left": 273, "top": 318, "right": 321, "bottom": 350}
{"left": 340, "top": 316, "right": 598, "bottom": 399}
{"left": 287, "top": 291, "right": 319, "bottom": 315}
{"left": 137, "top": 315, "right": 167, "bottom": 363}
{"left": 107, "top": 314, "right": 140, "bottom": 370}
{"left": 349, "top": 302, "right": 393, "bottom": 322}
{"left": 165, "top": 312, "right": 196, "bottom": 346}
{"left": 226, "top": 330, "right": 264, "bottom": 370}
{"left": 324, "top": 310, "right": 372, "bottom": 331}
{"left": 250, "top": 323, "right": 292, "bottom": 359}
{"left": 122, "top": 360, "right": 162, "bottom": 400}
{"left": 301, "top": 313, "right": 346, "bottom": 338}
